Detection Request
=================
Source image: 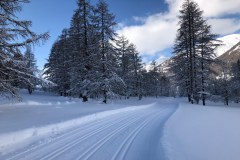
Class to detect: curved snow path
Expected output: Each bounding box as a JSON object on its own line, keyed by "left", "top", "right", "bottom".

{"left": 3, "top": 102, "right": 177, "bottom": 160}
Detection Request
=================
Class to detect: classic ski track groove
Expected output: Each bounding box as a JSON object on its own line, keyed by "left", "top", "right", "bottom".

{"left": 6, "top": 112, "right": 128, "bottom": 160}
{"left": 111, "top": 112, "right": 161, "bottom": 160}
{"left": 6, "top": 109, "right": 145, "bottom": 160}
{"left": 43, "top": 111, "right": 144, "bottom": 160}
{"left": 75, "top": 110, "right": 157, "bottom": 160}
{"left": 4, "top": 105, "right": 176, "bottom": 160}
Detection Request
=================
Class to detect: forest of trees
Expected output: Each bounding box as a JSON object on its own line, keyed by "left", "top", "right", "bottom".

{"left": 43, "top": 0, "right": 171, "bottom": 103}
{"left": 1, "top": 0, "right": 240, "bottom": 105}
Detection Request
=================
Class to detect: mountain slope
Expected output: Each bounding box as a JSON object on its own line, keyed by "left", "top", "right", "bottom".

{"left": 217, "top": 41, "right": 240, "bottom": 64}
{"left": 158, "top": 34, "right": 240, "bottom": 74}
{"left": 214, "top": 34, "right": 240, "bottom": 58}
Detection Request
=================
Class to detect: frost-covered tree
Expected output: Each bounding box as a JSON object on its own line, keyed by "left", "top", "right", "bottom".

{"left": 116, "top": 36, "right": 136, "bottom": 98}
{"left": 158, "top": 71, "right": 171, "bottom": 97}
{"left": 0, "top": 0, "right": 48, "bottom": 98}
{"left": 93, "top": 0, "right": 125, "bottom": 103}
{"left": 45, "top": 0, "right": 149, "bottom": 102}
{"left": 127, "top": 44, "right": 144, "bottom": 99}
{"left": 44, "top": 29, "right": 70, "bottom": 96}
{"left": 172, "top": 0, "right": 217, "bottom": 105}
{"left": 148, "top": 61, "right": 160, "bottom": 97}
{"left": 23, "top": 45, "right": 37, "bottom": 94}
{"left": 68, "top": 0, "right": 96, "bottom": 102}
{"left": 197, "top": 25, "right": 218, "bottom": 105}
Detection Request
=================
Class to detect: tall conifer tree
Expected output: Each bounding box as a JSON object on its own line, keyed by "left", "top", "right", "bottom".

{"left": 94, "top": 0, "right": 124, "bottom": 103}
{"left": 172, "top": 0, "right": 217, "bottom": 105}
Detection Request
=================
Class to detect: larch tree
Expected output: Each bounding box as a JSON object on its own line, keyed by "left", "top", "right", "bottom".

{"left": 128, "top": 43, "right": 144, "bottom": 100}
{"left": 197, "top": 24, "right": 218, "bottom": 105}
{"left": 24, "top": 45, "right": 37, "bottom": 94}
{"left": 172, "top": 0, "right": 218, "bottom": 105}
{"left": 116, "top": 36, "right": 133, "bottom": 98}
{"left": 0, "top": 0, "right": 49, "bottom": 98}
{"left": 68, "top": 0, "right": 94, "bottom": 101}
{"left": 148, "top": 60, "right": 160, "bottom": 97}
{"left": 94, "top": 0, "right": 124, "bottom": 103}
{"left": 44, "top": 29, "right": 71, "bottom": 96}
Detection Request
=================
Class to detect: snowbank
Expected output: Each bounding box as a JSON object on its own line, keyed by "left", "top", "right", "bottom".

{"left": 0, "top": 103, "right": 155, "bottom": 155}
{"left": 163, "top": 103, "right": 240, "bottom": 160}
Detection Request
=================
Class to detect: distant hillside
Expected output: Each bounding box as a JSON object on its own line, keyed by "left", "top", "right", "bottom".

{"left": 212, "top": 41, "right": 240, "bottom": 75}
{"left": 217, "top": 41, "right": 240, "bottom": 64}
{"left": 214, "top": 34, "right": 240, "bottom": 58}
{"left": 158, "top": 34, "right": 240, "bottom": 75}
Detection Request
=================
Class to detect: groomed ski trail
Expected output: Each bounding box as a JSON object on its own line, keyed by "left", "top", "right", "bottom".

{"left": 3, "top": 102, "right": 178, "bottom": 160}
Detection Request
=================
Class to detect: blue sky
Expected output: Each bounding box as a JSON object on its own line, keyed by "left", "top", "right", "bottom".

{"left": 19, "top": 0, "right": 168, "bottom": 69}
{"left": 19, "top": 0, "right": 240, "bottom": 69}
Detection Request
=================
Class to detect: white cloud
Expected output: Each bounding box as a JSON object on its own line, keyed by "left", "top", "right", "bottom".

{"left": 118, "top": 13, "right": 177, "bottom": 55}
{"left": 209, "top": 18, "right": 240, "bottom": 35}
{"left": 167, "top": 0, "right": 240, "bottom": 17}
{"left": 117, "top": 0, "right": 240, "bottom": 59}
{"left": 196, "top": 0, "right": 240, "bottom": 17}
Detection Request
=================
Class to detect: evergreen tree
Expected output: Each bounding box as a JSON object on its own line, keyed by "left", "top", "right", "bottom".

{"left": 148, "top": 61, "right": 160, "bottom": 97}
{"left": 172, "top": 0, "right": 217, "bottom": 105}
{"left": 128, "top": 44, "right": 144, "bottom": 100}
{"left": 0, "top": 0, "right": 48, "bottom": 98}
{"left": 68, "top": 0, "right": 94, "bottom": 102}
{"left": 94, "top": 0, "right": 124, "bottom": 103}
{"left": 44, "top": 29, "right": 71, "bottom": 96}
{"left": 197, "top": 25, "right": 218, "bottom": 105}
{"left": 116, "top": 36, "right": 133, "bottom": 98}
{"left": 158, "top": 70, "right": 171, "bottom": 97}
{"left": 24, "top": 45, "right": 37, "bottom": 94}
{"left": 221, "top": 65, "right": 230, "bottom": 106}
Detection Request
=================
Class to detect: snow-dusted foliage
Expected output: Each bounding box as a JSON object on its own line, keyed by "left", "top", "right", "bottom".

{"left": 0, "top": 0, "right": 49, "bottom": 98}
{"left": 171, "top": 0, "right": 219, "bottom": 105}
{"left": 44, "top": 0, "right": 173, "bottom": 103}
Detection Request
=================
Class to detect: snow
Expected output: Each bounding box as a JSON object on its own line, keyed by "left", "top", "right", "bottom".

{"left": 163, "top": 102, "right": 240, "bottom": 160}
{"left": 215, "top": 34, "right": 240, "bottom": 57}
{"left": 232, "top": 45, "right": 240, "bottom": 53}
{"left": 0, "top": 102, "right": 155, "bottom": 155}
{"left": 1, "top": 90, "right": 240, "bottom": 159}
{"left": 0, "top": 90, "right": 163, "bottom": 156}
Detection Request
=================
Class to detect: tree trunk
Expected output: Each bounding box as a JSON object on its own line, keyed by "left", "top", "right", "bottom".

{"left": 103, "top": 90, "right": 107, "bottom": 103}
{"left": 202, "top": 94, "right": 205, "bottom": 106}
{"left": 28, "top": 86, "right": 32, "bottom": 95}
{"left": 82, "top": 96, "right": 88, "bottom": 102}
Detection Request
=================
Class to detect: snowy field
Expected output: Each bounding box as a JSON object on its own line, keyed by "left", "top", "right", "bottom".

{"left": 164, "top": 102, "right": 240, "bottom": 160}
{"left": 0, "top": 90, "right": 239, "bottom": 160}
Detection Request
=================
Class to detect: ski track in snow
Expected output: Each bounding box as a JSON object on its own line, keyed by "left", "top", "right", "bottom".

{"left": 1, "top": 102, "right": 177, "bottom": 160}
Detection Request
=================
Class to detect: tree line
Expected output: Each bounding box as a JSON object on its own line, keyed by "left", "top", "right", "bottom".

{"left": 44, "top": 0, "right": 171, "bottom": 103}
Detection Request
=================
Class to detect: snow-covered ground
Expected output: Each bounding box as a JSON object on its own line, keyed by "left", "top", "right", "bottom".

{"left": 0, "top": 90, "right": 240, "bottom": 160}
{"left": 215, "top": 34, "right": 240, "bottom": 57}
{"left": 163, "top": 102, "right": 240, "bottom": 160}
